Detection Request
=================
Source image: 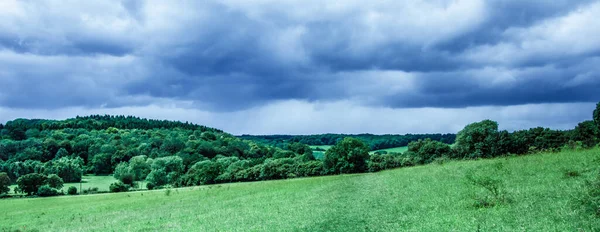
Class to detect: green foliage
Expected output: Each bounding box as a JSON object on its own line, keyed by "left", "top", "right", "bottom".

{"left": 0, "top": 172, "right": 10, "bottom": 194}
{"left": 44, "top": 157, "right": 83, "bottom": 182}
{"left": 37, "top": 185, "right": 60, "bottom": 197}
{"left": 182, "top": 160, "right": 220, "bottom": 185}
{"left": 367, "top": 153, "right": 399, "bottom": 172}
{"left": 92, "top": 153, "right": 113, "bottom": 175}
{"left": 67, "top": 186, "right": 78, "bottom": 195}
{"left": 16, "top": 173, "right": 47, "bottom": 195}
{"left": 146, "top": 156, "right": 184, "bottom": 187}
{"left": 239, "top": 133, "right": 456, "bottom": 151}
{"left": 46, "top": 174, "right": 64, "bottom": 189}
{"left": 572, "top": 120, "right": 599, "bottom": 148}
{"left": 455, "top": 120, "right": 501, "bottom": 159}
{"left": 109, "top": 181, "right": 129, "bottom": 193}
{"left": 407, "top": 139, "right": 452, "bottom": 164}
{"left": 324, "top": 137, "right": 370, "bottom": 174}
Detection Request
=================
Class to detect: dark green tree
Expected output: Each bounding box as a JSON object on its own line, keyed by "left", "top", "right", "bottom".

{"left": 16, "top": 173, "right": 48, "bottom": 195}
{"left": 454, "top": 120, "right": 500, "bottom": 159}
{"left": 324, "top": 137, "right": 370, "bottom": 174}
{"left": 572, "top": 120, "right": 599, "bottom": 148}
{"left": 0, "top": 172, "right": 10, "bottom": 194}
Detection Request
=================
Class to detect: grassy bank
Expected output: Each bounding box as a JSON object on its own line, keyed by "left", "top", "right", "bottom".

{"left": 1, "top": 149, "right": 599, "bottom": 231}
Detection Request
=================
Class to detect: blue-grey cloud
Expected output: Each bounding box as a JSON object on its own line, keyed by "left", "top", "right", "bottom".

{"left": 0, "top": 0, "right": 599, "bottom": 115}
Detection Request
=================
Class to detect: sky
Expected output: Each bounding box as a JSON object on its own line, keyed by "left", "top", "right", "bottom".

{"left": 0, "top": 0, "right": 599, "bottom": 135}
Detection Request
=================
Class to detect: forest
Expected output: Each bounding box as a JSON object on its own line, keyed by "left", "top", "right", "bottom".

{"left": 1, "top": 103, "right": 599, "bottom": 197}
{"left": 237, "top": 133, "right": 456, "bottom": 151}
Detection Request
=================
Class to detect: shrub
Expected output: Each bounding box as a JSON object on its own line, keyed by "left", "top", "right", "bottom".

{"left": 581, "top": 172, "right": 600, "bottom": 216}
{"left": 465, "top": 163, "right": 511, "bottom": 208}
{"left": 82, "top": 187, "right": 99, "bottom": 194}
{"left": 146, "top": 182, "right": 156, "bottom": 190}
{"left": 67, "top": 186, "right": 78, "bottom": 195}
{"left": 37, "top": 185, "right": 60, "bottom": 197}
{"left": 46, "top": 174, "right": 64, "bottom": 189}
{"left": 109, "top": 181, "right": 129, "bottom": 193}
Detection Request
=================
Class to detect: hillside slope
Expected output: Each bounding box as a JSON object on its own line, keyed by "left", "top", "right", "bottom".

{"left": 1, "top": 149, "right": 598, "bottom": 231}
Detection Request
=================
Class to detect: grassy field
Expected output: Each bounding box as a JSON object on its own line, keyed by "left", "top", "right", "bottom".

{"left": 8, "top": 175, "right": 120, "bottom": 195}
{"left": 370, "top": 146, "right": 409, "bottom": 154}
{"left": 1, "top": 149, "right": 599, "bottom": 231}
{"left": 309, "top": 145, "right": 333, "bottom": 150}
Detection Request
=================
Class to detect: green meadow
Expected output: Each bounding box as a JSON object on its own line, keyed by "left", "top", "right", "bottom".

{"left": 2, "top": 148, "right": 598, "bottom": 231}
{"left": 370, "top": 146, "right": 409, "bottom": 154}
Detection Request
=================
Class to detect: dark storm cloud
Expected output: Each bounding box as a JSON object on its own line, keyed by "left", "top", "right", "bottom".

{"left": 1, "top": 0, "right": 599, "bottom": 112}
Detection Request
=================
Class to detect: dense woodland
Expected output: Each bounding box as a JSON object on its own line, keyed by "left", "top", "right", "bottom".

{"left": 237, "top": 133, "right": 456, "bottom": 151}
{"left": 1, "top": 103, "right": 599, "bottom": 197}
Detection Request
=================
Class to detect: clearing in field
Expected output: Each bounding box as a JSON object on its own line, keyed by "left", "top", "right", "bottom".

{"left": 1, "top": 148, "right": 599, "bottom": 231}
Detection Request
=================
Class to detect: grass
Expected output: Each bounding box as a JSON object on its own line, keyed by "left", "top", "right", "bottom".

{"left": 8, "top": 175, "right": 120, "bottom": 195}
{"left": 309, "top": 145, "right": 333, "bottom": 151}
{"left": 370, "top": 146, "right": 409, "bottom": 154}
{"left": 1, "top": 149, "right": 599, "bottom": 231}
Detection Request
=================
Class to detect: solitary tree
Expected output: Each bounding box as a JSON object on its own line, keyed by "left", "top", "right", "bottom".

{"left": 0, "top": 172, "right": 10, "bottom": 194}
{"left": 324, "top": 137, "right": 370, "bottom": 174}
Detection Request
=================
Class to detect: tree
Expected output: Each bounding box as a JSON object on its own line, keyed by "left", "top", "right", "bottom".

{"left": 572, "top": 120, "right": 599, "bottom": 148}
{"left": 454, "top": 120, "right": 500, "bottom": 159}
{"left": 45, "top": 157, "right": 83, "bottom": 182}
{"left": 324, "top": 137, "right": 370, "bottom": 174}
{"left": 16, "top": 173, "right": 47, "bottom": 195}
{"left": 182, "top": 160, "right": 220, "bottom": 185}
{"left": 129, "top": 155, "right": 151, "bottom": 181}
{"left": 146, "top": 156, "right": 184, "bottom": 187}
{"left": 92, "top": 153, "right": 113, "bottom": 175}
{"left": 594, "top": 102, "right": 600, "bottom": 133}
{"left": 46, "top": 174, "right": 64, "bottom": 189}
{"left": 0, "top": 172, "right": 10, "bottom": 194}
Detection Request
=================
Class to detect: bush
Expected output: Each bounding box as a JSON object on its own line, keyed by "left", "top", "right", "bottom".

{"left": 109, "top": 181, "right": 129, "bottom": 193}
{"left": 67, "top": 186, "right": 78, "bottom": 195}
{"left": 465, "top": 163, "right": 511, "bottom": 208}
{"left": 46, "top": 174, "right": 64, "bottom": 189}
{"left": 82, "top": 187, "right": 99, "bottom": 194}
{"left": 581, "top": 172, "right": 600, "bottom": 216}
{"left": 37, "top": 185, "right": 60, "bottom": 197}
{"left": 146, "top": 182, "right": 156, "bottom": 190}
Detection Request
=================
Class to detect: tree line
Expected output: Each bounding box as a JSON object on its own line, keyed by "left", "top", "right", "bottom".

{"left": 1, "top": 102, "right": 599, "bottom": 197}
{"left": 237, "top": 133, "right": 456, "bottom": 151}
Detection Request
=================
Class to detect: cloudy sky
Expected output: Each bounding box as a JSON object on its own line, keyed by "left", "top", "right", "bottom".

{"left": 1, "top": 0, "right": 599, "bottom": 135}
